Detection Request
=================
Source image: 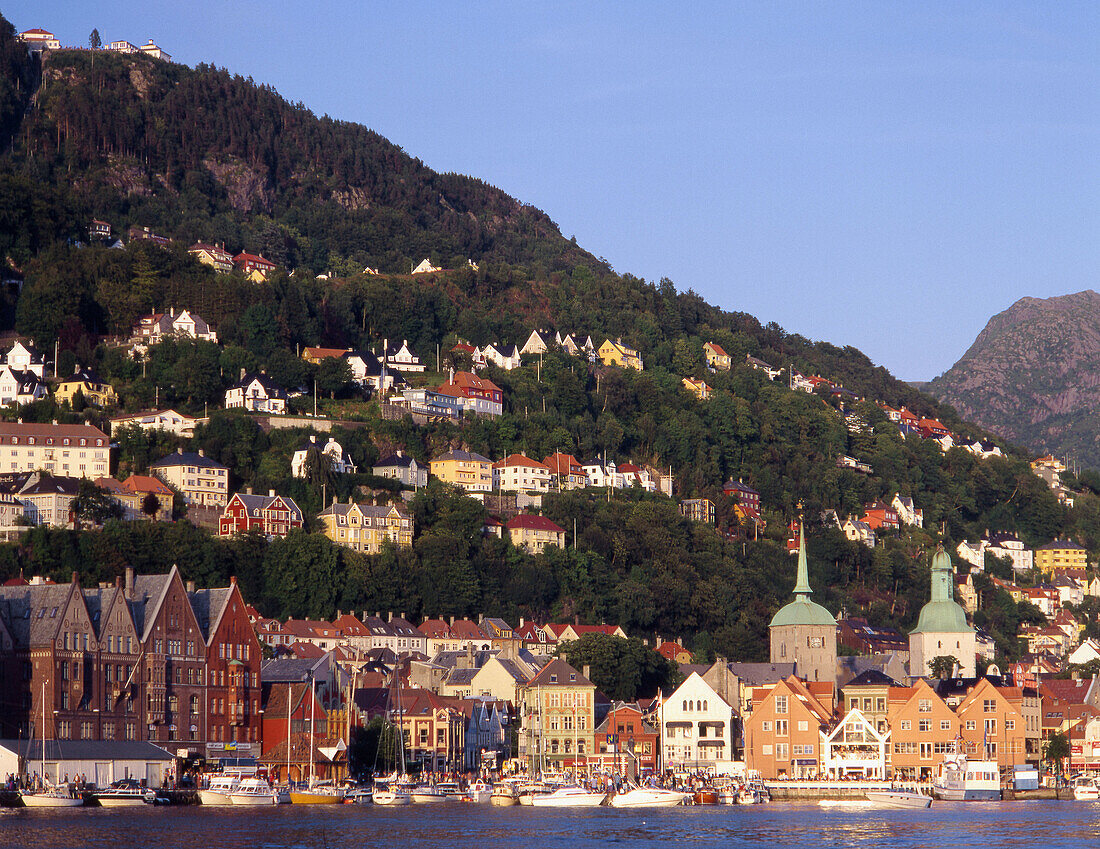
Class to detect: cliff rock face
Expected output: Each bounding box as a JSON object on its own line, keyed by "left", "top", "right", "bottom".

{"left": 929, "top": 290, "right": 1100, "bottom": 464}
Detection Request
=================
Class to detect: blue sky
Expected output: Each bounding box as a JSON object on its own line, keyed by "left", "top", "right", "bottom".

{"left": 9, "top": 3, "right": 1100, "bottom": 380}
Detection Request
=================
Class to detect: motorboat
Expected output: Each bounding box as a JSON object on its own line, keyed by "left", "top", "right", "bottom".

{"left": 490, "top": 783, "right": 520, "bottom": 806}
{"left": 95, "top": 779, "right": 155, "bottom": 807}
{"left": 738, "top": 777, "right": 770, "bottom": 804}
{"left": 230, "top": 777, "right": 279, "bottom": 806}
{"left": 372, "top": 783, "right": 412, "bottom": 806}
{"left": 865, "top": 788, "right": 933, "bottom": 809}
{"left": 409, "top": 783, "right": 449, "bottom": 803}
{"left": 461, "top": 780, "right": 492, "bottom": 804}
{"left": 932, "top": 751, "right": 1001, "bottom": 801}
{"left": 343, "top": 787, "right": 374, "bottom": 804}
{"left": 609, "top": 785, "right": 692, "bottom": 807}
{"left": 1073, "top": 777, "right": 1099, "bottom": 801}
{"left": 198, "top": 774, "right": 241, "bottom": 806}
{"left": 693, "top": 788, "right": 719, "bottom": 805}
{"left": 20, "top": 784, "right": 84, "bottom": 808}
{"left": 530, "top": 785, "right": 607, "bottom": 807}
{"left": 516, "top": 780, "right": 556, "bottom": 805}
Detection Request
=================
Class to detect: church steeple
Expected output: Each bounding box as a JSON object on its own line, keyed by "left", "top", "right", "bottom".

{"left": 793, "top": 520, "right": 812, "bottom": 596}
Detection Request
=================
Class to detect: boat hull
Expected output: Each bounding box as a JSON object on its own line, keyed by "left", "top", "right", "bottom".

{"left": 865, "top": 791, "right": 933, "bottom": 809}
{"left": 490, "top": 793, "right": 519, "bottom": 807}
{"left": 372, "top": 791, "right": 411, "bottom": 806}
{"left": 230, "top": 793, "right": 277, "bottom": 806}
{"left": 531, "top": 790, "right": 606, "bottom": 807}
{"left": 410, "top": 791, "right": 448, "bottom": 803}
{"left": 932, "top": 787, "right": 1001, "bottom": 801}
{"left": 20, "top": 792, "right": 83, "bottom": 808}
{"left": 610, "top": 789, "right": 690, "bottom": 808}
{"left": 289, "top": 791, "right": 343, "bottom": 805}
{"left": 198, "top": 790, "right": 235, "bottom": 806}
{"left": 95, "top": 796, "right": 148, "bottom": 807}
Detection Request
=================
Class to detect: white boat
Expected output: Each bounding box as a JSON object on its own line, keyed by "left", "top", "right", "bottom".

{"left": 738, "top": 776, "right": 770, "bottom": 804}
{"left": 409, "top": 784, "right": 449, "bottom": 803}
{"left": 198, "top": 774, "right": 241, "bottom": 806}
{"left": 20, "top": 785, "right": 84, "bottom": 808}
{"left": 932, "top": 751, "right": 1001, "bottom": 801}
{"left": 609, "top": 785, "right": 691, "bottom": 807}
{"left": 490, "top": 783, "right": 520, "bottom": 806}
{"left": 95, "top": 779, "right": 155, "bottom": 807}
{"left": 372, "top": 784, "right": 412, "bottom": 806}
{"left": 343, "top": 788, "right": 374, "bottom": 804}
{"left": 1073, "top": 778, "right": 1099, "bottom": 801}
{"left": 865, "top": 789, "right": 933, "bottom": 809}
{"left": 230, "top": 777, "right": 279, "bottom": 806}
{"left": 530, "top": 785, "right": 607, "bottom": 807}
{"left": 462, "top": 780, "right": 492, "bottom": 804}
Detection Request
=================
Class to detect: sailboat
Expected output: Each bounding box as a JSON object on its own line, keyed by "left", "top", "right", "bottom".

{"left": 288, "top": 675, "right": 344, "bottom": 804}
{"left": 373, "top": 666, "right": 411, "bottom": 806}
{"left": 20, "top": 684, "right": 83, "bottom": 808}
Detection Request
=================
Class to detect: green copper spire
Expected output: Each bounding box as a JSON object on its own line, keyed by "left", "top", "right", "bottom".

{"left": 793, "top": 520, "right": 812, "bottom": 596}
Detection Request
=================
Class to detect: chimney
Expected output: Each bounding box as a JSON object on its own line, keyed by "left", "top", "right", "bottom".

{"left": 449, "top": 616, "right": 455, "bottom": 626}
{"left": 70, "top": 571, "right": 78, "bottom": 585}
{"left": 519, "top": 617, "right": 525, "bottom": 627}
{"left": 185, "top": 580, "right": 195, "bottom": 593}
{"left": 198, "top": 449, "right": 204, "bottom": 457}
{"left": 583, "top": 664, "right": 591, "bottom": 680}
{"left": 245, "top": 485, "right": 252, "bottom": 495}
{"left": 240, "top": 367, "right": 246, "bottom": 381}
{"left": 478, "top": 613, "right": 484, "bottom": 624}
{"left": 269, "top": 489, "right": 275, "bottom": 498}
{"left": 388, "top": 611, "right": 393, "bottom": 622}
{"left": 124, "top": 566, "right": 134, "bottom": 599}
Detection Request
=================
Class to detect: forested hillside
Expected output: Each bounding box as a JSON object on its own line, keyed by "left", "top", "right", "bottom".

{"left": 1, "top": 15, "right": 1096, "bottom": 666}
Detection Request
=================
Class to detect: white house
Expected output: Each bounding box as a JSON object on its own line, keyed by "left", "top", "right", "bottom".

{"left": 411, "top": 258, "right": 441, "bottom": 274}
{"left": 1068, "top": 639, "right": 1100, "bottom": 666}
{"left": 291, "top": 435, "right": 357, "bottom": 478}
{"left": 3, "top": 341, "right": 46, "bottom": 378}
{"left": 581, "top": 459, "right": 621, "bottom": 489}
{"left": 224, "top": 372, "right": 289, "bottom": 414}
{"left": 110, "top": 409, "right": 201, "bottom": 438}
{"left": 891, "top": 494, "right": 924, "bottom": 528}
{"left": 520, "top": 329, "right": 553, "bottom": 356}
{"left": 820, "top": 709, "right": 889, "bottom": 780}
{"left": 0, "top": 367, "right": 47, "bottom": 406}
{"left": 478, "top": 343, "right": 522, "bottom": 371}
{"left": 842, "top": 517, "right": 876, "bottom": 548}
{"left": 660, "top": 673, "right": 735, "bottom": 771}
{"left": 492, "top": 454, "right": 551, "bottom": 493}
{"left": 380, "top": 339, "right": 425, "bottom": 373}
{"left": 133, "top": 308, "right": 218, "bottom": 345}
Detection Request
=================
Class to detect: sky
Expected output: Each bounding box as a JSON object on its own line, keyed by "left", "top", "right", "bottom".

{"left": 8, "top": 2, "right": 1100, "bottom": 380}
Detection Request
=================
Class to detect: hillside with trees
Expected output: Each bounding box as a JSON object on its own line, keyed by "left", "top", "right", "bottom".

{"left": 0, "top": 15, "right": 1093, "bottom": 667}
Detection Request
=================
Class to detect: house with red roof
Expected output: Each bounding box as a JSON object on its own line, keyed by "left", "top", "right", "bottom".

{"left": 493, "top": 454, "right": 551, "bottom": 493}
{"left": 188, "top": 242, "right": 234, "bottom": 273}
{"left": 18, "top": 29, "right": 61, "bottom": 50}
{"left": 703, "top": 342, "right": 731, "bottom": 371}
{"left": 543, "top": 453, "right": 586, "bottom": 490}
{"left": 437, "top": 371, "right": 503, "bottom": 417}
{"left": 233, "top": 251, "right": 276, "bottom": 280}
{"left": 506, "top": 514, "right": 566, "bottom": 553}
{"left": 656, "top": 639, "right": 693, "bottom": 663}
{"left": 862, "top": 500, "right": 900, "bottom": 531}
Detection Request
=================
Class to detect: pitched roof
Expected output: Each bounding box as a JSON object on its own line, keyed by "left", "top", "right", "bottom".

{"left": 506, "top": 514, "right": 565, "bottom": 533}
{"left": 493, "top": 454, "right": 550, "bottom": 471}
{"left": 151, "top": 449, "right": 227, "bottom": 470}
{"left": 528, "top": 657, "right": 594, "bottom": 688}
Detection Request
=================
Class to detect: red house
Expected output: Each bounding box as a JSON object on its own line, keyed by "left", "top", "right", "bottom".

{"left": 233, "top": 251, "right": 276, "bottom": 278}
{"left": 862, "top": 500, "right": 900, "bottom": 531}
{"left": 594, "top": 701, "right": 660, "bottom": 773}
{"left": 219, "top": 491, "right": 303, "bottom": 538}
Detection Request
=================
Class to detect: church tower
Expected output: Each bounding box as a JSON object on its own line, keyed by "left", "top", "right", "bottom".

{"left": 769, "top": 521, "right": 837, "bottom": 682}
{"left": 909, "top": 545, "right": 976, "bottom": 679}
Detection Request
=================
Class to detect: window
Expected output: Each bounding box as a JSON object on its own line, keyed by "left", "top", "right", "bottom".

{"left": 983, "top": 699, "right": 996, "bottom": 713}
{"left": 940, "top": 720, "right": 952, "bottom": 730}
{"left": 918, "top": 699, "right": 931, "bottom": 713}
{"left": 966, "top": 720, "right": 976, "bottom": 731}
{"left": 900, "top": 720, "right": 911, "bottom": 731}
{"left": 1005, "top": 719, "right": 1015, "bottom": 731}
{"left": 919, "top": 719, "right": 931, "bottom": 732}
{"left": 775, "top": 743, "right": 788, "bottom": 760}
{"left": 775, "top": 695, "right": 788, "bottom": 714}
{"left": 775, "top": 720, "right": 788, "bottom": 736}
{"left": 761, "top": 720, "right": 772, "bottom": 732}
{"left": 762, "top": 744, "right": 773, "bottom": 756}
{"left": 798, "top": 720, "right": 808, "bottom": 732}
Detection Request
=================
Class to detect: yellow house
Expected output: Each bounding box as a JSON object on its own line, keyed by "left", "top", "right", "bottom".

{"left": 506, "top": 514, "right": 566, "bottom": 553}
{"left": 598, "top": 339, "right": 643, "bottom": 370}
{"left": 703, "top": 342, "right": 731, "bottom": 371}
{"left": 519, "top": 658, "right": 597, "bottom": 770}
{"left": 56, "top": 365, "right": 117, "bottom": 408}
{"left": 682, "top": 377, "right": 712, "bottom": 400}
{"left": 1035, "top": 539, "right": 1088, "bottom": 575}
{"left": 430, "top": 449, "right": 493, "bottom": 493}
{"left": 317, "top": 501, "right": 414, "bottom": 554}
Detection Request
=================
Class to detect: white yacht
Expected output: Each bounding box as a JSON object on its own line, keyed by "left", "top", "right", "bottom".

{"left": 932, "top": 752, "right": 1001, "bottom": 801}
{"left": 1073, "top": 777, "right": 1099, "bottom": 801}
{"left": 865, "top": 788, "right": 933, "bottom": 809}
{"left": 198, "top": 774, "right": 241, "bottom": 806}
{"left": 372, "top": 784, "right": 412, "bottom": 806}
{"left": 609, "top": 785, "right": 691, "bottom": 807}
{"left": 20, "top": 784, "right": 84, "bottom": 808}
{"left": 530, "top": 785, "right": 607, "bottom": 807}
{"left": 229, "top": 777, "right": 279, "bottom": 806}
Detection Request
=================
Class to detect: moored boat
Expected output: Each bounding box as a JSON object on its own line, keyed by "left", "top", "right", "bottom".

{"left": 490, "top": 783, "right": 520, "bottom": 806}
{"left": 693, "top": 788, "right": 719, "bottom": 805}
{"left": 1073, "top": 777, "right": 1099, "bottom": 801}
{"left": 20, "top": 785, "right": 84, "bottom": 808}
{"left": 409, "top": 783, "right": 449, "bottom": 803}
{"left": 95, "top": 779, "right": 155, "bottom": 807}
{"left": 932, "top": 751, "right": 1001, "bottom": 801}
{"left": 462, "top": 780, "right": 492, "bottom": 804}
{"left": 198, "top": 774, "right": 241, "bottom": 806}
{"left": 289, "top": 783, "right": 345, "bottom": 804}
{"left": 530, "top": 785, "right": 607, "bottom": 807}
{"left": 609, "top": 785, "right": 691, "bottom": 807}
{"left": 229, "top": 777, "right": 279, "bottom": 806}
{"left": 372, "top": 783, "right": 412, "bottom": 805}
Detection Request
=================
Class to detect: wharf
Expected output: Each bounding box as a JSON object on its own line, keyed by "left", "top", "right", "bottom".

{"left": 0, "top": 788, "right": 199, "bottom": 807}
{"left": 765, "top": 780, "right": 897, "bottom": 801}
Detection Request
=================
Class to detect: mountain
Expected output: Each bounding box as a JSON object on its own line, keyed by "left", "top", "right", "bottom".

{"left": 929, "top": 290, "right": 1100, "bottom": 468}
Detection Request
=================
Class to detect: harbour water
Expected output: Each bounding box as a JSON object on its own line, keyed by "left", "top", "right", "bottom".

{"left": 2, "top": 801, "right": 1099, "bottom": 849}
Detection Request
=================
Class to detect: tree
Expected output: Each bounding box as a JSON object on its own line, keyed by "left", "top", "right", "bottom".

{"left": 554, "top": 633, "right": 682, "bottom": 701}
{"left": 89, "top": 29, "right": 102, "bottom": 50}
{"left": 141, "top": 492, "right": 161, "bottom": 520}
{"left": 315, "top": 356, "right": 353, "bottom": 399}
{"left": 1044, "top": 732, "right": 1070, "bottom": 776}
{"left": 71, "top": 480, "right": 123, "bottom": 528}
{"left": 928, "top": 655, "right": 959, "bottom": 679}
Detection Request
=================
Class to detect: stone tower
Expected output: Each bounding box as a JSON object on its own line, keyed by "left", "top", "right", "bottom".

{"left": 909, "top": 545, "right": 976, "bottom": 679}
{"left": 769, "top": 521, "right": 837, "bottom": 682}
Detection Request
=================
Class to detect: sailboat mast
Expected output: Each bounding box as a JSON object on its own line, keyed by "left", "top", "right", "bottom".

{"left": 285, "top": 686, "right": 292, "bottom": 783}
{"left": 308, "top": 672, "right": 315, "bottom": 787}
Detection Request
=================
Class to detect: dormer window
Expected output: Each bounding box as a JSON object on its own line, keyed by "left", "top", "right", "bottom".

{"left": 549, "top": 674, "right": 557, "bottom": 683}
{"left": 27, "top": 438, "right": 34, "bottom": 445}
{"left": 570, "top": 673, "right": 576, "bottom": 681}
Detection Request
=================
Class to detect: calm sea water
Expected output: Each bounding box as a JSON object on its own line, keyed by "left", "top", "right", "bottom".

{"left": 1, "top": 801, "right": 1097, "bottom": 849}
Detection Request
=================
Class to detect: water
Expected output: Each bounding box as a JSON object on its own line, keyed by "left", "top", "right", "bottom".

{"left": 0, "top": 801, "right": 1097, "bottom": 849}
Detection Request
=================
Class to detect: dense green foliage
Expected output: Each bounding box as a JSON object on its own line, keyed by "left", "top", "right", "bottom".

{"left": 553, "top": 634, "right": 683, "bottom": 701}
{"left": 0, "top": 20, "right": 1095, "bottom": 670}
